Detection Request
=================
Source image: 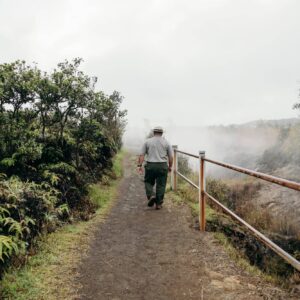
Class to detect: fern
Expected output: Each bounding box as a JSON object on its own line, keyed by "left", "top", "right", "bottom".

{"left": 0, "top": 206, "right": 10, "bottom": 217}
{"left": 46, "top": 162, "right": 77, "bottom": 175}
{"left": 42, "top": 170, "right": 60, "bottom": 185}
{"left": 0, "top": 158, "right": 15, "bottom": 168}
{"left": 0, "top": 235, "right": 19, "bottom": 262}
{"left": 0, "top": 173, "right": 7, "bottom": 180}
{"left": 57, "top": 204, "right": 70, "bottom": 217}
{"left": 8, "top": 220, "right": 23, "bottom": 238}
{"left": 0, "top": 208, "right": 36, "bottom": 238}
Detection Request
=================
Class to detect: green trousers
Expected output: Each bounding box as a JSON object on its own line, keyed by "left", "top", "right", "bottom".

{"left": 144, "top": 162, "right": 168, "bottom": 205}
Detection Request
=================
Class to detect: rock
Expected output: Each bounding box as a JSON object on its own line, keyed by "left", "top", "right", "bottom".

{"left": 223, "top": 276, "right": 242, "bottom": 291}
{"left": 207, "top": 270, "right": 224, "bottom": 280}
{"left": 210, "top": 279, "right": 226, "bottom": 289}
{"left": 210, "top": 276, "right": 241, "bottom": 291}
{"left": 224, "top": 276, "right": 241, "bottom": 284}
{"left": 247, "top": 283, "right": 256, "bottom": 290}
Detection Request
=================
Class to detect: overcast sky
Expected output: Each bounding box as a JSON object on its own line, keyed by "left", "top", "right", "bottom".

{"left": 1, "top": 0, "right": 300, "bottom": 129}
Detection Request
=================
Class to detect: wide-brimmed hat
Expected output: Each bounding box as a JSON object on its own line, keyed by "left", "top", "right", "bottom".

{"left": 153, "top": 126, "right": 164, "bottom": 133}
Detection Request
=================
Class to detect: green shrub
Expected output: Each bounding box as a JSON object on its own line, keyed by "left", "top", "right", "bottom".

{"left": 0, "top": 59, "right": 126, "bottom": 276}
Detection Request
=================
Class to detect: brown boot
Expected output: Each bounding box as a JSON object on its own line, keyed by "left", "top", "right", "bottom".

{"left": 155, "top": 204, "right": 162, "bottom": 210}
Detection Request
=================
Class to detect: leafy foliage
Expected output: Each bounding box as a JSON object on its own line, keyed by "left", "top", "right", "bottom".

{"left": 0, "top": 235, "right": 19, "bottom": 263}
{"left": 0, "top": 58, "right": 126, "bottom": 275}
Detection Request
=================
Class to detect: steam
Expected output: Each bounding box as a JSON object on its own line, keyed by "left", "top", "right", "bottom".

{"left": 123, "top": 120, "right": 281, "bottom": 176}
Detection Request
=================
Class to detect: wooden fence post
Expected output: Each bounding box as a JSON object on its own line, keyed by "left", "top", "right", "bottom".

{"left": 171, "top": 145, "right": 178, "bottom": 191}
{"left": 199, "top": 151, "right": 206, "bottom": 231}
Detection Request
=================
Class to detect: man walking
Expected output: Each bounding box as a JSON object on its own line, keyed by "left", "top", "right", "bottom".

{"left": 137, "top": 126, "right": 173, "bottom": 209}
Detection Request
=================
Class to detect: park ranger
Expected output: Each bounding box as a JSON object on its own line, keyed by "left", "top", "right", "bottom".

{"left": 137, "top": 126, "right": 173, "bottom": 209}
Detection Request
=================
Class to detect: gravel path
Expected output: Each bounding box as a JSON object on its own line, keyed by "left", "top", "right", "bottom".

{"left": 76, "top": 155, "right": 296, "bottom": 300}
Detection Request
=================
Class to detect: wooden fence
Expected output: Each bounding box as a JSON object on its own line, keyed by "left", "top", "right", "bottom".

{"left": 171, "top": 146, "right": 300, "bottom": 272}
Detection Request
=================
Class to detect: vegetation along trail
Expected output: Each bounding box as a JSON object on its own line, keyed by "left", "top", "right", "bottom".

{"left": 76, "top": 154, "right": 295, "bottom": 300}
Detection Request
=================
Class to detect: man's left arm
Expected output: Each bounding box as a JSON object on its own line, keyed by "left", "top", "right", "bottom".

{"left": 168, "top": 156, "right": 173, "bottom": 172}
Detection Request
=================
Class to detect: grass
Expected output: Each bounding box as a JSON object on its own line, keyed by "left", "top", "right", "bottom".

{"left": 89, "top": 150, "right": 125, "bottom": 209}
{"left": 0, "top": 150, "right": 126, "bottom": 300}
{"left": 212, "top": 232, "right": 278, "bottom": 284}
{"left": 167, "top": 181, "right": 216, "bottom": 220}
{"left": 166, "top": 183, "right": 280, "bottom": 285}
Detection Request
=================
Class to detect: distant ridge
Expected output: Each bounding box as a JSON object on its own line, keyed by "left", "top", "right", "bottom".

{"left": 206, "top": 117, "right": 300, "bottom": 129}
{"left": 241, "top": 118, "right": 300, "bottom": 128}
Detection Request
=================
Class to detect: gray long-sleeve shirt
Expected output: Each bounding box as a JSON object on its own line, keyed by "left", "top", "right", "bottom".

{"left": 141, "top": 136, "right": 173, "bottom": 163}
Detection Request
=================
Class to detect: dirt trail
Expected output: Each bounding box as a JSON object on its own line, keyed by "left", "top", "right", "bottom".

{"left": 76, "top": 155, "right": 296, "bottom": 299}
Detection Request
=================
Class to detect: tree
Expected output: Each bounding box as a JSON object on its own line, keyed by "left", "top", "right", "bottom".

{"left": 0, "top": 58, "right": 127, "bottom": 273}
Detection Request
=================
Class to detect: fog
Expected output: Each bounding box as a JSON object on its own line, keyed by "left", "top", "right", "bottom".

{"left": 124, "top": 120, "right": 279, "bottom": 158}
{"left": 123, "top": 118, "right": 300, "bottom": 177}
